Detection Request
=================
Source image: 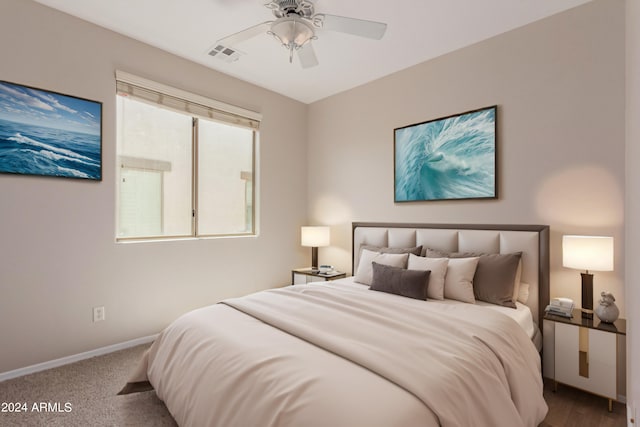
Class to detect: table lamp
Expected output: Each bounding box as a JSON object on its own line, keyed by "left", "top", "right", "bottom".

{"left": 301, "top": 226, "right": 330, "bottom": 270}
{"left": 562, "top": 235, "right": 614, "bottom": 319}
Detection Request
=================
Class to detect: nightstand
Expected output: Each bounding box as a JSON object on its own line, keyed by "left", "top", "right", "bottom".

{"left": 543, "top": 309, "right": 626, "bottom": 411}
{"left": 291, "top": 268, "right": 346, "bottom": 285}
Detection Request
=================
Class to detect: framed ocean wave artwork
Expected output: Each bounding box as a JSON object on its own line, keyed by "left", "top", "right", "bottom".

{"left": 394, "top": 105, "right": 497, "bottom": 202}
{"left": 0, "top": 80, "right": 102, "bottom": 181}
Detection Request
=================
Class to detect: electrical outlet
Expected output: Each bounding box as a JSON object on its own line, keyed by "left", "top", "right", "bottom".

{"left": 93, "top": 306, "right": 105, "bottom": 323}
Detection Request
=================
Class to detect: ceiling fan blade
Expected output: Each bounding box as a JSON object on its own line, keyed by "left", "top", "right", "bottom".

{"left": 216, "top": 21, "right": 271, "bottom": 46}
{"left": 315, "top": 14, "right": 387, "bottom": 40}
{"left": 297, "top": 43, "right": 319, "bottom": 68}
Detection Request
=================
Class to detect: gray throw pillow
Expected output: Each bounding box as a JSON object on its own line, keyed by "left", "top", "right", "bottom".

{"left": 426, "top": 249, "right": 521, "bottom": 308}
{"left": 369, "top": 262, "right": 430, "bottom": 300}
{"left": 360, "top": 245, "right": 423, "bottom": 257}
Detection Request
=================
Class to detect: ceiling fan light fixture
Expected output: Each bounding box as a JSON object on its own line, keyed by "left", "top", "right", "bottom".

{"left": 215, "top": 0, "right": 386, "bottom": 68}
{"left": 269, "top": 16, "right": 315, "bottom": 53}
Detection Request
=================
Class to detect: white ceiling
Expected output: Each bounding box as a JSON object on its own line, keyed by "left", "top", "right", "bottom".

{"left": 33, "top": 0, "right": 592, "bottom": 104}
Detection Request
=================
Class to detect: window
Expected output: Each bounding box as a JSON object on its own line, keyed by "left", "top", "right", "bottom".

{"left": 115, "top": 72, "right": 259, "bottom": 241}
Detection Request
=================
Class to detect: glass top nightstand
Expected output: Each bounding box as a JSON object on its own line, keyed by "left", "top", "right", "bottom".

{"left": 544, "top": 308, "right": 626, "bottom": 336}
{"left": 543, "top": 308, "right": 626, "bottom": 412}
{"left": 291, "top": 268, "right": 346, "bottom": 285}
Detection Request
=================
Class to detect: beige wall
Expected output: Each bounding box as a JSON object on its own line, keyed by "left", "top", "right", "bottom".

{"left": 626, "top": 0, "right": 640, "bottom": 421}
{"left": 0, "top": 0, "right": 309, "bottom": 373}
{"left": 308, "top": 0, "right": 626, "bottom": 315}
{"left": 0, "top": 2, "right": 635, "bottom": 412}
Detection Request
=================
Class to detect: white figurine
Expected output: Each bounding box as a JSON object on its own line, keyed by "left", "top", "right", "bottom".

{"left": 594, "top": 291, "right": 619, "bottom": 323}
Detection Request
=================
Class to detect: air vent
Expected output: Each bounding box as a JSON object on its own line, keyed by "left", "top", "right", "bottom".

{"left": 207, "top": 44, "right": 244, "bottom": 63}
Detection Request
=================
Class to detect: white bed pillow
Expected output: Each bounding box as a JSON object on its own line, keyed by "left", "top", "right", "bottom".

{"left": 443, "top": 257, "right": 480, "bottom": 304}
{"left": 427, "top": 248, "right": 521, "bottom": 308}
{"left": 354, "top": 249, "right": 409, "bottom": 285}
{"left": 407, "top": 254, "right": 449, "bottom": 300}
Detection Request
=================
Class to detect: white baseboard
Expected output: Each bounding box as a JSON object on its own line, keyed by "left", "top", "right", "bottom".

{"left": 0, "top": 334, "right": 158, "bottom": 383}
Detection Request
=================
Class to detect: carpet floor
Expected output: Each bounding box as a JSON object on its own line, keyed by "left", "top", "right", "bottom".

{"left": 0, "top": 343, "right": 628, "bottom": 426}
{"left": 0, "top": 344, "right": 176, "bottom": 427}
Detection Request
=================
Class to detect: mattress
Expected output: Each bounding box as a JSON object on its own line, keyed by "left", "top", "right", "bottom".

{"left": 333, "top": 276, "right": 537, "bottom": 340}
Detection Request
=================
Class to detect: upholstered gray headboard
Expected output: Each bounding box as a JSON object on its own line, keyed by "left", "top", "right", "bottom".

{"left": 352, "top": 222, "right": 550, "bottom": 327}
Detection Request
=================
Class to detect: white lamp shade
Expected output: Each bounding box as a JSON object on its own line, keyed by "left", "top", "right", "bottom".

{"left": 270, "top": 16, "right": 315, "bottom": 48}
{"left": 562, "top": 235, "right": 614, "bottom": 271}
{"left": 301, "top": 226, "right": 330, "bottom": 247}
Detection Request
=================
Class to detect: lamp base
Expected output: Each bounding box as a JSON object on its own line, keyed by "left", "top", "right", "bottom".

{"left": 311, "top": 246, "right": 318, "bottom": 270}
{"left": 581, "top": 272, "right": 594, "bottom": 319}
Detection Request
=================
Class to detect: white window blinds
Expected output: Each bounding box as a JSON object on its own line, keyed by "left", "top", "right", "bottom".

{"left": 115, "top": 71, "right": 260, "bottom": 131}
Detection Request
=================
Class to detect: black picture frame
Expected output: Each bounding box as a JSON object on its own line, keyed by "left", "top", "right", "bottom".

{"left": 394, "top": 105, "right": 497, "bottom": 202}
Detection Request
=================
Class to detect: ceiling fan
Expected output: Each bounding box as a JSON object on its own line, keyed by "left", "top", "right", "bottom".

{"left": 210, "top": 0, "right": 387, "bottom": 68}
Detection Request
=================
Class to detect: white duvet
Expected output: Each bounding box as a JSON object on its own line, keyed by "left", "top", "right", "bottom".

{"left": 123, "top": 282, "right": 548, "bottom": 427}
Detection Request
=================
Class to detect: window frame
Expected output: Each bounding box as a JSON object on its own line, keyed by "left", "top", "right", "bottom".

{"left": 115, "top": 71, "right": 260, "bottom": 242}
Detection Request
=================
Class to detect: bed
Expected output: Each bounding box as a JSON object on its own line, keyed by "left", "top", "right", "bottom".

{"left": 121, "top": 222, "right": 550, "bottom": 427}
